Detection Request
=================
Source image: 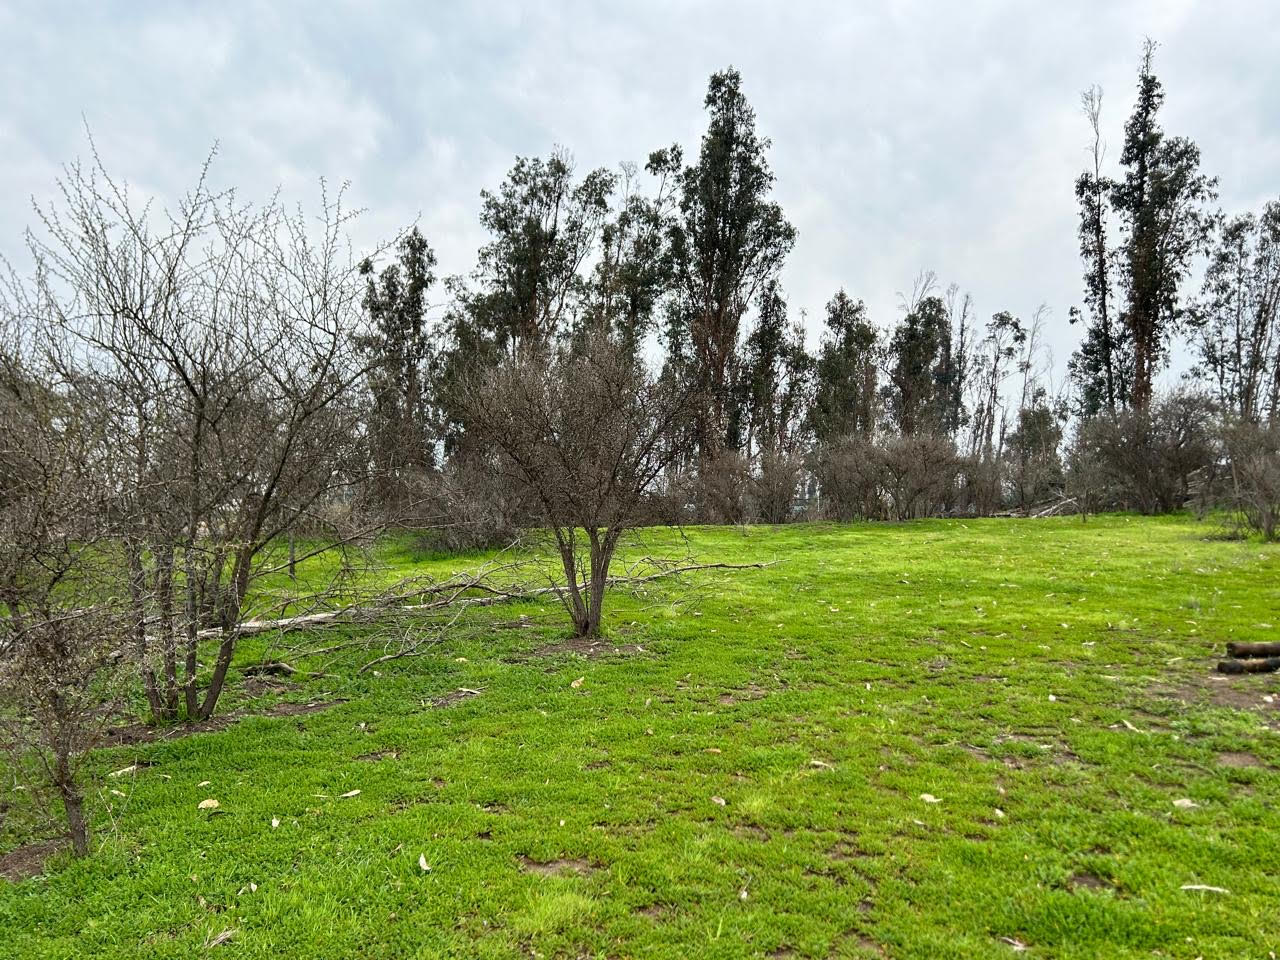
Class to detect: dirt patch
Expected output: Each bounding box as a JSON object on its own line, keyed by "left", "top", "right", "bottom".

{"left": 520, "top": 637, "right": 647, "bottom": 660}
{"left": 356, "top": 749, "right": 401, "bottom": 762}
{"left": 978, "top": 733, "right": 1083, "bottom": 767}
{"left": 1068, "top": 872, "right": 1113, "bottom": 892}
{"left": 517, "top": 855, "right": 594, "bottom": 876}
{"left": 240, "top": 676, "right": 297, "bottom": 698}
{"left": 718, "top": 683, "right": 770, "bottom": 706}
{"left": 850, "top": 935, "right": 887, "bottom": 957}
{"left": 828, "top": 840, "right": 873, "bottom": 863}
{"left": 1160, "top": 676, "right": 1280, "bottom": 724}
{"left": 635, "top": 902, "right": 668, "bottom": 920}
{"left": 0, "top": 839, "right": 65, "bottom": 883}
{"left": 1216, "top": 751, "right": 1263, "bottom": 768}
{"left": 734, "top": 824, "right": 770, "bottom": 841}
{"left": 103, "top": 698, "right": 347, "bottom": 746}
{"left": 428, "top": 688, "right": 481, "bottom": 708}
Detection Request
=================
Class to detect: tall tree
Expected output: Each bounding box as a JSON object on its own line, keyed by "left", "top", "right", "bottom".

{"left": 668, "top": 67, "right": 796, "bottom": 465}
{"left": 357, "top": 227, "right": 438, "bottom": 504}
{"left": 738, "top": 281, "right": 813, "bottom": 459}
{"left": 1110, "top": 40, "right": 1217, "bottom": 411}
{"left": 1193, "top": 200, "right": 1280, "bottom": 423}
{"left": 809, "top": 290, "right": 880, "bottom": 442}
{"left": 1068, "top": 85, "right": 1130, "bottom": 416}
{"left": 585, "top": 150, "right": 681, "bottom": 354}
{"left": 437, "top": 151, "right": 615, "bottom": 450}
{"left": 466, "top": 150, "right": 615, "bottom": 353}
{"left": 968, "top": 311, "right": 1026, "bottom": 461}
{"left": 885, "top": 288, "right": 951, "bottom": 437}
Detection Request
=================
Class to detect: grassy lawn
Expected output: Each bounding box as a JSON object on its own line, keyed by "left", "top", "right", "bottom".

{"left": 2, "top": 516, "right": 1279, "bottom": 958}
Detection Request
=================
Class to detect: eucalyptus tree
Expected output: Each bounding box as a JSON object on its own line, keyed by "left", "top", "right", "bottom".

{"left": 1110, "top": 40, "right": 1217, "bottom": 411}
{"left": 884, "top": 292, "right": 951, "bottom": 438}
{"left": 1193, "top": 200, "right": 1280, "bottom": 423}
{"left": 809, "top": 290, "right": 881, "bottom": 443}
{"left": 356, "top": 227, "right": 439, "bottom": 509}
{"left": 463, "top": 150, "right": 615, "bottom": 354}
{"left": 667, "top": 67, "right": 795, "bottom": 468}
{"left": 1068, "top": 84, "right": 1129, "bottom": 417}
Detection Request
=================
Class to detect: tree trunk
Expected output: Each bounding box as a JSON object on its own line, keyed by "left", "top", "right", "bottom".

{"left": 127, "top": 540, "right": 165, "bottom": 721}
{"left": 53, "top": 745, "right": 87, "bottom": 857}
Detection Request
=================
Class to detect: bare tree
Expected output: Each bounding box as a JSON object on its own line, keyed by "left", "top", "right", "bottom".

{"left": 463, "top": 332, "right": 690, "bottom": 637}
{"left": 24, "top": 145, "right": 373, "bottom": 722}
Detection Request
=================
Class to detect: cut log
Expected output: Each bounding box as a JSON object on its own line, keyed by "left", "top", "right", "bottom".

{"left": 1225, "top": 641, "right": 1280, "bottom": 659}
{"left": 1216, "top": 657, "right": 1280, "bottom": 675}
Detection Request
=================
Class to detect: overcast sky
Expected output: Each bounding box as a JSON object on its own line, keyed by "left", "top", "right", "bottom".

{"left": 2, "top": 1, "right": 1277, "bottom": 388}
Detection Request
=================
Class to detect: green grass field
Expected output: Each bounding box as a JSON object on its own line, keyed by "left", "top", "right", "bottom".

{"left": 2, "top": 516, "right": 1279, "bottom": 958}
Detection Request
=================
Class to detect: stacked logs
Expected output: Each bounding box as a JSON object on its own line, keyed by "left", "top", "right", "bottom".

{"left": 1216, "top": 641, "right": 1280, "bottom": 675}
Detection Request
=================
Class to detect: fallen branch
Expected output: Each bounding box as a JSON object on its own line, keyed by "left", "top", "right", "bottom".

{"left": 1034, "top": 497, "right": 1077, "bottom": 519}
{"left": 220, "top": 559, "right": 783, "bottom": 642}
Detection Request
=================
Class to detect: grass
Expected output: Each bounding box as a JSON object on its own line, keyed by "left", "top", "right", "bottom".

{"left": 2, "top": 515, "right": 1279, "bottom": 958}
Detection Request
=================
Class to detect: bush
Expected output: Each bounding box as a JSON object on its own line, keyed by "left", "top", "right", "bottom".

{"left": 1077, "top": 392, "right": 1217, "bottom": 514}
{"left": 1223, "top": 421, "right": 1280, "bottom": 539}
{"left": 751, "top": 450, "right": 806, "bottom": 523}
{"left": 414, "top": 455, "right": 525, "bottom": 554}
{"left": 697, "top": 451, "right": 752, "bottom": 524}
{"left": 813, "top": 436, "right": 885, "bottom": 520}
{"left": 814, "top": 433, "right": 961, "bottom": 521}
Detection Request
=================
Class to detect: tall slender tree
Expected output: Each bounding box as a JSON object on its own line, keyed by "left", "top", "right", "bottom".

{"left": 357, "top": 227, "right": 438, "bottom": 505}
{"left": 1110, "top": 39, "right": 1217, "bottom": 411}
{"left": 1068, "top": 85, "right": 1130, "bottom": 416}
{"left": 809, "top": 290, "right": 880, "bottom": 442}
{"left": 667, "top": 67, "right": 796, "bottom": 466}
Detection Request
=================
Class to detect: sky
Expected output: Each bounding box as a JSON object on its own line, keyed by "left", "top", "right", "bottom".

{"left": 2, "top": 1, "right": 1278, "bottom": 390}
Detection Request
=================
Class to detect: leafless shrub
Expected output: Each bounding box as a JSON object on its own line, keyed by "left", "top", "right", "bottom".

{"left": 1222, "top": 420, "right": 1280, "bottom": 539}
{"left": 412, "top": 454, "right": 525, "bottom": 554}
{"left": 879, "top": 433, "right": 961, "bottom": 520}
{"left": 750, "top": 449, "right": 805, "bottom": 524}
{"left": 0, "top": 327, "right": 130, "bottom": 856}
{"left": 955, "top": 454, "right": 1003, "bottom": 517}
{"left": 698, "top": 451, "right": 752, "bottom": 524}
{"left": 1078, "top": 392, "right": 1217, "bottom": 514}
{"left": 813, "top": 436, "right": 885, "bottom": 520}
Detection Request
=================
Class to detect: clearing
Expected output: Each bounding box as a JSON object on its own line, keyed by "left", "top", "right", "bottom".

{"left": 2, "top": 516, "right": 1278, "bottom": 958}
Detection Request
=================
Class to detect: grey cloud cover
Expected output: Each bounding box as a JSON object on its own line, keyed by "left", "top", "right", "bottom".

{"left": 2, "top": 0, "right": 1278, "bottom": 384}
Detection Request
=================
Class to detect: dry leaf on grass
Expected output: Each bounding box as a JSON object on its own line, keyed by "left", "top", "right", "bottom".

{"left": 570, "top": 677, "right": 584, "bottom": 689}
{"left": 197, "top": 798, "right": 219, "bottom": 810}
{"left": 207, "top": 929, "right": 236, "bottom": 948}
{"left": 340, "top": 789, "right": 361, "bottom": 798}
{"left": 711, "top": 795, "right": 726, "bottom": 806}
{"left": 418, "top": 853, "right": 431, "bottom": 872}
{"left": 920, "top": 793, "right": 942, "bottom": 804}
